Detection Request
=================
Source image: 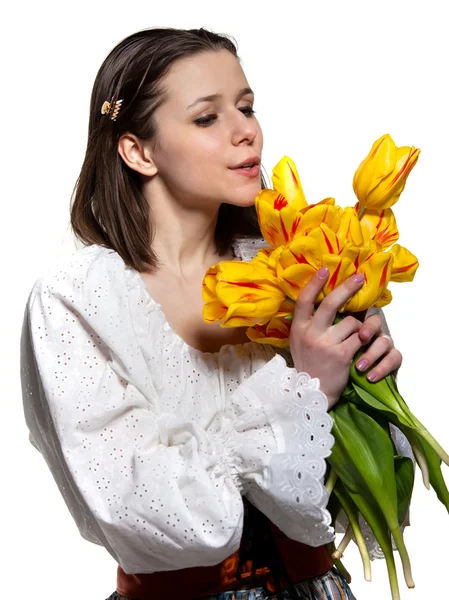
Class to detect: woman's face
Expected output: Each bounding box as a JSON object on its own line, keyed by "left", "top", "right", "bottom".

{"left": 148, "top": 49, "right": 263, "bottom": 209}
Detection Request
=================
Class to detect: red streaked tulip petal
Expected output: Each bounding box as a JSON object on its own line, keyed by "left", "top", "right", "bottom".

{"left": 389, "top": 244, "right": 419, "bottom": 282}
{"left": 358, "top": 204, "right": 399, "bottom": 250}
{"left": 337, "top": 207, "right": 364, "bottom": 246}
{"left": 272, "top": 156, "right": 308, "bottom": 209}
{"left": 374, "top": 288, "right": 393, "bottom": 308}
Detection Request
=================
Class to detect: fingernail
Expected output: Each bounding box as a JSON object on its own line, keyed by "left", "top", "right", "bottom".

{"left": 317, "top": 267, "right": 329, "bottom": 279}
{"left": 356, "top": 359, "right": 368, "bottom": 371}
{"left": 353, "top": 273, "right": 365, "bottom": 283}
{"left": 360, "top": 328, "right": 371, "bottom": 340}
{"left": 367, "top": 371, "right": 378, "bottom": 382}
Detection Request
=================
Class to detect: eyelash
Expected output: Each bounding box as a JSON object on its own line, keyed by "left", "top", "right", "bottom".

{"left": 194, "top": 107, "right": 256, "bottom": 127}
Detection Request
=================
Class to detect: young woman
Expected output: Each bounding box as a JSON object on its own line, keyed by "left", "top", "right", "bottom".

{"left": 20, "top": 27, "right": 402, "bottom": 600}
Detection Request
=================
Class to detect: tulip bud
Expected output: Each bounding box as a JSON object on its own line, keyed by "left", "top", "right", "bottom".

{"left": 353, "top": 134, "right": 420, "bottom": 210}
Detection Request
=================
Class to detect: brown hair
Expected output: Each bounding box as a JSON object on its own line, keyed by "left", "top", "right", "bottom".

{"left": 70, "top": 26, "right": 302, "bottom": 598}
{"left": 69, "top": 26, "right": 268, "bottom": 273}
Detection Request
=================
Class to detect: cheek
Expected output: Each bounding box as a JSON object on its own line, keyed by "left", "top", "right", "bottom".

{"left": 160, "top": 129, "right": 224, "bottom": 171}
{"left": 155, "top": 136, "right": 223, "bottom": 196}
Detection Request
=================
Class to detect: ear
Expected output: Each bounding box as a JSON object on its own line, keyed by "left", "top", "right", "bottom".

{"left": 117, "top": 133, "right": 158, "bottom": 177}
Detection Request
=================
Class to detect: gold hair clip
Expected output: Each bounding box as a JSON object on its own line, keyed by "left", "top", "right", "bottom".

{"left": 100, "top": 99, "right": 123, "bottom": 121}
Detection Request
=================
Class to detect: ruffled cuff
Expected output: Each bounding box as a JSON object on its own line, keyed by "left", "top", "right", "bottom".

{"left": 224, "top": 353, "right": 336, "bottom": 547}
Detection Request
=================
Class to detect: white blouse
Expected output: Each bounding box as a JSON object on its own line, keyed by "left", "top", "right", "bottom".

{"left": 19, "top": 236, "right": 338, "bottom": 575}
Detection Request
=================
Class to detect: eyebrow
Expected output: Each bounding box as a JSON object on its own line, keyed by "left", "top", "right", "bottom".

{"left": 187, "top": 87, "right": 254, "bottom": 109}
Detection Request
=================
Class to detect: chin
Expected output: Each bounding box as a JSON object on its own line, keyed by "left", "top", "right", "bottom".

{"left": 229, "top": 184, "right": 262, "bottom": 207}
{"left": 224, "top": 195, "right": 257, "bottom": 209}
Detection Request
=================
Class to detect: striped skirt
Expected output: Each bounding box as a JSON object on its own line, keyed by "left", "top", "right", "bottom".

{"left": 106, "top": 566, "right": 357, "bottom": 599}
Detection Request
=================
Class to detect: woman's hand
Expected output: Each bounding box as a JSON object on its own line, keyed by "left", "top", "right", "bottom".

{"left": 355, "top": 313, "right": 402, "bottom": 383}
{"left": 289, "top": 267, "right": 367, "bottom": 410}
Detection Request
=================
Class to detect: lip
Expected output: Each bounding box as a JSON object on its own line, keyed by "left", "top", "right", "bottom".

{"left": 230, "top": 164, "right": 260, "bottom": 178}
{"left": 229, "top": 156, "right": 261, "bottom": 169}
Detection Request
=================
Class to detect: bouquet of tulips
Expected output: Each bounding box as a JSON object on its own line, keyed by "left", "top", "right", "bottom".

{"left": 202, "top": 134, "right": 449, "bottom": 600}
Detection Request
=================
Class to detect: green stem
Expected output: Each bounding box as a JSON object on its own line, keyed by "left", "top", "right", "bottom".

{"left": 333, "top": 486, "right": 372, "bottom": 582}
{"left": 327, "top": 541, "right": 352, "bottom": 584}
{"left": 416, "top": 426, "right": 449, "bottom": 467}
{"left": 325, "top": 467, "right": 338, "bottom": 495}
{"left": 357, "top": 206, "right": 367, "bottom": 219}
{"left": 333, "top": 524, "right": 353, "bottom": 559}
{"left": 333, "top": 557, "right": 352, "bottom": 584}
{"left": 402, "top": 427, "right": 430, "bottom": 489}
{"left": 390, "top": 524, "right": 415, "bottom": 589}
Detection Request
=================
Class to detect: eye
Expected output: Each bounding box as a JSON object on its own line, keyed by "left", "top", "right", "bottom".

{"left": 240, "top": 107, "right": 256, "bottom": 117}
{"left": 194, "top": 106, "right": 256, "bottom": 127}
{"left": 194, "top": 114, "right": 217, "bottom": 127}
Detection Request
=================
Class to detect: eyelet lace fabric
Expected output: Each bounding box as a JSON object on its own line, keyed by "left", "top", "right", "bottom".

{"left": 228, "top": 360, "right": 335, "bottom": 547}
{"left": 20, "top": 236, "right": 335, "bottom": 576}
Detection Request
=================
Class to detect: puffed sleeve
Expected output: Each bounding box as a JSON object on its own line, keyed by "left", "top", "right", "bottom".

{"left": 20, "top": 247, "right": 338, "bottom": 575}
{"left": 20, "top": 258, "right": 247, "bottom": 574}
{"left": 223, "top": 352, "right": 336, "bottom": 548}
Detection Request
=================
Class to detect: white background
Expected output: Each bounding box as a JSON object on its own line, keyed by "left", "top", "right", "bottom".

{"left": 2, "top": 1, "right": 448, "bottom": 598}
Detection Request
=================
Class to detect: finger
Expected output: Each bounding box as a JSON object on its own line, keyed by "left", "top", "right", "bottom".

{"left": 311, "top": 273, "right": 366, "bottom": 332}
{"left": 355, "top": 334, "right": 394, "bottom": 372}
{"left": 365, "top": 348, "right": 402, "bottom": 382}
{"left": 327, "top": 315, "right": 363, "bottom": 344}
{"left": 292, "top": 266, "right": 330, "bottom": 325}
{"left": 358, "top": 314, "right": 383, "bottom": 343}
{"left": 340, "top": 331, "right": 365, "bottom": 363}
{"left": 360, "top": 349, "right": 402, "bottom": 384}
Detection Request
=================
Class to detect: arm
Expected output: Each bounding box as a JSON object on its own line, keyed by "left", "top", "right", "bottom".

{"left": 226, "top": 353, "right": 336, "bottom": 547}
{"left": 20, "top": 276, "right": 246, "bottom": 574}
{"left": 20, "top": 253, "right": 339, "bottom": 572}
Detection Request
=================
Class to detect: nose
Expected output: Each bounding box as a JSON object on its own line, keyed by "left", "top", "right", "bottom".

{"left": 230, "top": 109, "right": 258, "bottom": 146}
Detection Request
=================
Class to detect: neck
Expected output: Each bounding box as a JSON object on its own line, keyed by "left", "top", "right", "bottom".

{"left": 144, "top": 185, "right": 224, "bottom": 281}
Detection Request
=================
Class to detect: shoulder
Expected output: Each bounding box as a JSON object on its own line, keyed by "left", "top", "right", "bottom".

{"left": 27, "top": 244, "right": 125, "bottom": 311}
{"left": 24, "top": 243, "right": 143, "bottom": 364}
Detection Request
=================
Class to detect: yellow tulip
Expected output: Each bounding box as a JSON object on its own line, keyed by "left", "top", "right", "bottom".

{"left": 251, "top": 245, "right": 284, "bottom": 271}
{"left": 272, "top": 156, "right": 308, "bottom": 209}
{"left": 357, "top": 204, "right": 399, "bottom": 250}
{"left": 202, "top": 265, "right": 229, "bottom": 323}
{"left": 277, "top": 227, "right": 356, "bottom": 302}
{"left": 374, "top": 288, "right": 393, "bottom": 308}
{"left": 336, "top": 207, "right": 364, "bottom": 247}
{"left": 255, "top": 156, "right": 309, "bottom": 247}
{"left": 202, "top": 259, "right": 285, "bottom": 328}
{"left": 255, "top": 189, "right": 304, "bottom": 247}
{"left": 297, "top": 198, "right": 342, "bottom": 236}
{"left": 278, "top": 224, "right": 336, "bottom": 267}
{"left": 344, "top": 246, "right": 393, "bottom": 312}
{"left": 276, "top": 226, "right": 393, "bottom": 312}
{"left": 389, "top": 244, "right": 419, "bottom": 282}
{"left": 203, "top": 144, "right": 419, "bottom": 337}
{"left": 353, "top": 134, "right": 420, "bottom": 210}
{"left": 246, "top": 313, "right": 292, "bottom": 348}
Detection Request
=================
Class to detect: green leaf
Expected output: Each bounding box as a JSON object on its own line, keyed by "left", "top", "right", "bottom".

{"left": 329, "top": 402, "right": 414, "bottom": 589}
{"left": 394, "top": 456, "right": 414, "bottom": 526}
{"left": 351, "top": 382, "right": 406, "bottom": 423}
{"left": 350, "top": 370, "right": 414, "bottom": 428}
{"left": 350, "top": 370, "right": 449, "bottom": 466}
{"left": 329, "top": 402, "right": 397, "bottom": 505}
